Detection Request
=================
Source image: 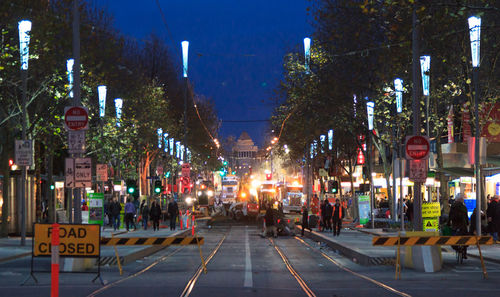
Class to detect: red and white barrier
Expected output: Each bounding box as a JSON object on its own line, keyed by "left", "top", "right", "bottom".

{"left": 51, "top": 223, "right": 60, "bottom": 297}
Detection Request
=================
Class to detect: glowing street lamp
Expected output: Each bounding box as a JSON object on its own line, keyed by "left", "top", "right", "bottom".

{"left": 182, "top": 41, "right": 189, "bottom": 78}
{"left": 98, "top": 85, "right": 107, "bottom": 118}
{"left": 169, "top": 138, "right": 175, "bottom": 156}
{"left": 157, "top": 128, "right": 163, "bottom": 148}
{"left": 18, "top": 19, "right": 32, "bottom": 247}
{"left": 394, "top": 78, "right": 403, "bottom": 114}
{"left": 420, "top": 56, "right": 430, "bottom": 96}
{"left": 304, "top": 37, "right": 311, "bottom": 73}
{"left": 366, "top": 101, "right": 375, "bottom": 131}
{"left": 468, "top": 15, "right": 482, "bottom": 236}
{"left": 114, "top": 98, "right": 123, "bottom": 127}
{"left": 67, "top": 59, "right": 74, "bottom": 98}
{"left": 320, "top": 135, "right": 326, "bottom": 154}
{"left": 163, "top": 133, "right": 169, "bottom": 153}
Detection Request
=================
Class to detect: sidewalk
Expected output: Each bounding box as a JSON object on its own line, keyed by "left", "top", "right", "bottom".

{"left": 0, "top": 222, "right": 195, "bottom": 266}
{"left": 296, "top": 225, "right": 500, "bottom": 266}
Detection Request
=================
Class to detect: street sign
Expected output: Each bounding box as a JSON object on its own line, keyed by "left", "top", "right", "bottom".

{"left": 33, "top": 223, "right": 100, "bottom": 257}
{"left": 15, "top": 139, "right": 33, "bottom": 166}
{"left": 181, "top": 163, "right": 190, "bottom": 177}
{"left": 405, "top": 135, "right": 430, "bottom": 160}
{"left": 87, "top": 193, "right": 104, "bottom": 225}
{"left": 423, "top": 218, "right": 439, "bottom": 232}
{"left": 409, "top": 159, "right": 427, "bottom": 183}
{"left": 96, "top": 164, "right": 108, "bottom": 182}
{"left": 422, "top": 202, "right": 441, "bottom": 217}
{"left": 75, "top": 158, "right": 92, "bottom": 188}
{"left": 65, "top": 158, "right": 75, "bottom": 188}
{"left": 64, "top": 106, "right": 89, "bottom": 131}
{"left": 68, "top": 130, "right": 86, "bottom": 153}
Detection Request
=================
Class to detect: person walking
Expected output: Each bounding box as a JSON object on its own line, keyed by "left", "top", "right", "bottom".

{"left": 262, "top": 204, "right": 277, "bottom": 238}
{"left": 150, "top": 199, "right": 162, "bottom": 231}
{"left": 332, "top": 198, "right": 344, "bottom": 236}
{"left": 325, "top": 200, "right": 333, "bottom": 231}
{"left": 167, "top": 197, "right": 179, "bottom": 231}
{"left": 487, "top": 195, "right": 499, "bottom": 242}
{"left": 320, "top": 200, "right": 326, "bottom": 232}
{"left": 301, "top": 206, "right": 311, "bottom": 236}
{"left": 448, "top": 193, "right": 469, "bottom": 258}
{"left": 109, "top": 197, "right": 122, "bottom": 231}
{"left": 124, "top": 198, "right": 136, "bottom": 231}
{"left": 140, "top": 199, "right": 149, "bottom": 230}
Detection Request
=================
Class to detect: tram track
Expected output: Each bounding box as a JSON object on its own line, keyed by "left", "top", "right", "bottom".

{"left": 294, "top": 236, "right": 412, "bottom": 297}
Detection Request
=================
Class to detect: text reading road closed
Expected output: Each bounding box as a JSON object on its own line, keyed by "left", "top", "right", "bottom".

{"left": 33, "top": 223, "right": 100, "bottom": 257}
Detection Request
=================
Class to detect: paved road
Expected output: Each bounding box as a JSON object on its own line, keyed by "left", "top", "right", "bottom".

{"left": 0, "top": 222, "right": 500, "bottom": 297}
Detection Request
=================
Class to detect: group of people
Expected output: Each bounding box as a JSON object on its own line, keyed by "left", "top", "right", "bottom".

{"left": 318, "top": 198, "right": 345, "bottom": 236}
{"left": 105, "top": 196, "right": 180, "bottom": 232}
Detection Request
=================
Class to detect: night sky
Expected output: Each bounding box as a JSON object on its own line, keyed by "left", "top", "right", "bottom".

{"left": 94, "top": 0, "right": 311, "bottom": 147}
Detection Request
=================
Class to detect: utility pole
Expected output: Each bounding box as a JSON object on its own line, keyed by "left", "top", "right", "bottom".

{"left": 411, "top": 6, "right": 423, "bottom": 231}
{"left": 72, "top": 0, "right": 82, "bottom": 224}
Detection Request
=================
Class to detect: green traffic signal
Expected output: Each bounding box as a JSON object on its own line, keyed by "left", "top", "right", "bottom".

{"left": 128, "top": 187, "right": 135, "bottom": 194}
{"left": 154, "top": 180, "right": 162, "bottom": 194}
{"left": 50, "top": 184, "right": 55, "bottom": 190}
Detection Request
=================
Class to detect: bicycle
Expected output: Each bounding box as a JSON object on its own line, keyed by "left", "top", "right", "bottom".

{"left": 454, "top": 245, "right": 467, "bottom": 264}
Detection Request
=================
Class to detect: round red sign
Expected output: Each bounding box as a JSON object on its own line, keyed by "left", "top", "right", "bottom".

{"left": 64, "top": 106, "right": 88, "bottom": 130}
{"left": 406, "top": 136, "right": 430, "bottom": 160}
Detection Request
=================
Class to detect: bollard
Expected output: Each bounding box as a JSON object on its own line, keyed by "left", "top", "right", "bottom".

{"left": 51, "top": 223, "right": 60, "bottom": 297}
{"left": 191, "top": 215, "right": 195, "bottom": 236}
{"left": 179, "top": 210, "right": 183, "bottom": 230}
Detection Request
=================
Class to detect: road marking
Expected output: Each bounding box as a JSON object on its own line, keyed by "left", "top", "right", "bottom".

{"left": 244, "top": 226, "right": 253, "bottom": 288}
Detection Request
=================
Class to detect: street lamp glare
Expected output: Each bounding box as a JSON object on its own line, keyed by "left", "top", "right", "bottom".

{"left": 18, "top": 20, "right": 32, "bottom": 70}
{"left": 366, "top": 101, "right": 375, "bottom": 131}
{"left": 304, "top": 37, "right": 311, "bottom": 73}
{"left": 419, "top": 56, "right": 430, "bottom": 96}
{"left": 394, "top": 78, "right": 403, "bottom": 113}
{"left": 468, "top": 16, "right": 481, "bottom": 68}
{"left": 67, "top": 59, "right": 75, "bottom": 98}
{"left": 98, "top": 85, "right": 107, "bottom": 118}
{"left": 114, "top": 98, "right": 123, "bottom": 127}
{"left": 157, "top": 128, "right": 163, "bottom": 148}
{"left": 181, "top": 41, "right": 189, "bottom": 77}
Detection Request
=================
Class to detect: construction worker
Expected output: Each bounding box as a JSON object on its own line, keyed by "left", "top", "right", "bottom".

{"left": 332, "top": 198, "right": 345, "bottom": 236}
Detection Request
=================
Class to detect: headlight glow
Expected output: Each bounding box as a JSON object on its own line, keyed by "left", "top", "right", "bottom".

{"left": 207, "top": 190, "right": 214, "bottom": 197}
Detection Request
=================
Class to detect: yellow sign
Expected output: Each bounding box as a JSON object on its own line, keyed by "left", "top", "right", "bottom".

{"left": 423, "top": 218, "right": 439, "bottom": 231}
{"left": 33, "top": 223, "right": 100, "bottom": 257}
{"left": 422, "top": 202, "right": 441, "bottom": 218}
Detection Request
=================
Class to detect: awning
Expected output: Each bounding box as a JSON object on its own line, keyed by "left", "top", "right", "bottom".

{"left": 437, "top": 166, "right": 500, "bottom": 177}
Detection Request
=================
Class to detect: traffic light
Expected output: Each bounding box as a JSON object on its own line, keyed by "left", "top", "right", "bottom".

{"left": 328, "top": 180, "right": 339, "bottom": 194}
{"left": 266, "top": 173, "right": 272, "bottom": 180}
{"left": 154, "top": 180, "right": 162, "bottom": 194}
{"left": 126, "top": 179, "right": 138, "bottom": 196}
{"left": 50, "top": 184, "right": 55, "bottom": 190}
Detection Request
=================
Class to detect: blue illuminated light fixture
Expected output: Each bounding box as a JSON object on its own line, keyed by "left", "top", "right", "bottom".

{"left": 419, "top": 56, "right": 430, "bottom": 96}
{"left": 180, "top": 144, "right": 185, "bottom": 161}
{"left": 169, "top": 138, "right": 174, "bottom": 156}
{"left": 157, "top": 128, "right": 163, "bottom": 148}
{"left": 319, "top": 135, "right": 326, "bottom": 154}
{"left": 468, "top": 16, "right": 481, "bottom": 68}
{"left": 304, "top": 37, "right": 311, "bottom": 73}
{"left": 18, "top": 20, "right": 32, "bottom": 70}
{"left": 366, "top": 101, "right": 375, "bottom": 131}
{"left": 394, "top": 78, "right": 403, "bottom": 113}
{"left": 98, "top": 85, "right": 107, "bottom": 118}
{"left": 114, "top": 98, "right": 123, "bottom": 127}
{"left": 67, "top": 59, "right": 74, "bottom": 98}
{"left": 163, "top": 133, "right": 169, "bottom": 153}
{"left": 176, "top": 141, "right": 181, "bottom": 159}
{"left": 328, "top": 129, "right": 334, "bottom": 151}
{"left": 182, "top": 41, "right": 189, "bottom": 78}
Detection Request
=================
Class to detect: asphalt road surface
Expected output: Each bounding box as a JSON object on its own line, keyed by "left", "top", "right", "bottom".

{"left": 0, "top": 222, "right": 499, "bottom": 297}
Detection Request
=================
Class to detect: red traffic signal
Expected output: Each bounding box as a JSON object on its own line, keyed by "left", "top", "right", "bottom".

{"left": 266, "top": 173, "right": 272, "bottom": 180}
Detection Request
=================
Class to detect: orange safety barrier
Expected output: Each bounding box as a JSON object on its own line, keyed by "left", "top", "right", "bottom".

{"left": 50, "top": 223, "right": 60, "bottom": 297}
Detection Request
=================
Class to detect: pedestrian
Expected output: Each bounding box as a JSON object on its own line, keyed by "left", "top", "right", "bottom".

{"left": 124, "top": 198, "right": 136, "bottom": 231}
{"left": 491, "top": 195, "right": 500, "bottom": 243}
{"left": 140, "top": 199, "right": 149, "bottom": 230}
{"left": 167, "top": 197, "right": 179, "bottom": 231}
{"left": 487, "top": 195, "right": 498, "bottom": 242}
{"left": 332, "top": 198, "right": 344, "bottom": 236}
{"left": 320, "top": 200, "right": 326, "bottom": 232}
{"left": 109, "top": 197, "right": 122, "bottom": 231}
{"left": 150, "top": 199, "right": 162, "bottom": 231}
{"left": 81, "top": 200, "right": 88, "bottom": 211}
{"left": 448, "top": 193, "right": 469, "bottom": 258}
{"left": 301, "top": 206, "right": 311, "bottom": 236}
{"left": 325, "top": 200, "right": 333, "bottom": 231}
{"left": 262, "top": 204, "right": 277, "bottom": 238}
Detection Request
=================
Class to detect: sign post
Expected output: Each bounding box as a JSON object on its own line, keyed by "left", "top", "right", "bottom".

{"left": 15, "top": 139, "right": 33, "bottom": 166}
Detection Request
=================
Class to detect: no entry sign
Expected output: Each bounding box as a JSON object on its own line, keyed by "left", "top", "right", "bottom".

{"left": 405, "top": 135, "right": 430, "bottom": 160}
{"left": 64, "top": 106, "right": 89, "bottom": 131}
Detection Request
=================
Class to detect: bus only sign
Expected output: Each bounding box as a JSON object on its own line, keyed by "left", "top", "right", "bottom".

{"left": 33, "top": 223, "right": 100, "bottom": 257}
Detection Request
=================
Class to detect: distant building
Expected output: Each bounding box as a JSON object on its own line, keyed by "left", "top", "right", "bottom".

{"left": 231, "top": 132, "right": 258, "bottom": 176}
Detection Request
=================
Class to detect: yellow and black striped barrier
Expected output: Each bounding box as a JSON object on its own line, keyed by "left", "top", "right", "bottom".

{"left": 101, "top": 236, "right": 204, "bottom": 246}
{"left": 372, "top": 235, "right": 493, "bottom": 246}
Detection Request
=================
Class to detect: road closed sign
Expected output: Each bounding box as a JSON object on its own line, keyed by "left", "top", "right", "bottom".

{"left": 33, "top": 223, "right": 100, "bottom": 257}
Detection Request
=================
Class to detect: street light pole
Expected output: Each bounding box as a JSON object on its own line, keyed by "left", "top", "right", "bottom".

{"left": 468, "top": 16, "right": 482, "bottom": 236}
{"left": 72, "top": 0, "right": 82, "bottom": 224}
{"left": 367, "top": 100, "right": 375, "bottom": 229}
{"left": 395, "top": 78, "right": 404, "bottom": 231}
{"left": 18, "top": 20, "right": 32, "bottom": 246}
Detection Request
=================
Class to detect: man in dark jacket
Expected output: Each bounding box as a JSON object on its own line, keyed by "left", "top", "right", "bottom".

{"left": 325, "top": 200, "right": 333, "bottom": 231}
{"left": 262, "top": 204, "right": 277, "bottom": 238}
{"left": 332, "top": 199, "right": 344, "bottom": 236}
{"left": 448, "top": 194, "right": 469, "bottom": 258}
{"left": 150, "top": 199, "right": 162, "bottom": 231}
{"left": 167, "top": 198, "right": 179, "bottom": 231}
{"left": 487, "top": 195, "right": 499, "bottom": 242}
{"left": 140, "top": 199, "right": 149, "bottom": 230}
{"left": 301, "top": 206, "right": 311, "bottom": 236}
{"left": 109, "top": 198, "right": 122, "bottom": 231}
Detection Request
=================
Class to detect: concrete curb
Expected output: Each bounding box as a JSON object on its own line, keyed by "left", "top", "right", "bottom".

{"left": 0, "top": 251, "right": 32, "bottom": 264}
{"left": 295, "top": 225, "right": 394, "bottom": 266}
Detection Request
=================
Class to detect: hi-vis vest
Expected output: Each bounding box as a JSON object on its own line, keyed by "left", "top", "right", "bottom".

{"left": 333, "top": 204, "right": 343, "bottom": 219}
